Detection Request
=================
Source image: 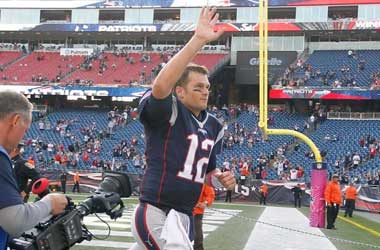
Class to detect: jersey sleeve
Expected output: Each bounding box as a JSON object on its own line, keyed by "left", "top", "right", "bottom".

{"left": 138, "top": 89, "right": 175, "bottom": 126}
{"left": 0, "top": 154, "right": 23, "bottom": 209}
{"left": 206, "top": 123, "right": 224, "bottom": 173}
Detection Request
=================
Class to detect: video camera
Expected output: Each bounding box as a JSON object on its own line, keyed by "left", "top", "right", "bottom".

{"left": 9, "top": 171, "right": 132, "bottom": 250}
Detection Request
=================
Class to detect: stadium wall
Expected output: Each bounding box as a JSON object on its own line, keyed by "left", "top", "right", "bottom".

{"left": 0, "top": 9, "right": 40, "bottom": 24}
{"left": 358, "top": 4, "right": 380, "bottom": 20}
{"left": 71, "top": 9, "right": 99, "bottom": 24}
{"left": 230, "top": 36, "right": 304, "bottom": 65}
{"left": 2, "top": 4, "right": 380, "bottom": 25}
{"left": 295, "top": 6, "right": 328, "bottom": 22}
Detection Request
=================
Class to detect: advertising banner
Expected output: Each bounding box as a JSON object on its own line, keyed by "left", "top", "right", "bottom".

{"left": 41, "top": 170, "right": 380, "bottom": 213}
{"left": 60, "top": 48, "right": 94, "bottom": 56}
{"left": 0, "top": 85, "right": 148, "bottom": 98}
{"left": 269, "top": 89, "right": 380, "bottom": 100}
{"left": 236, "top": 51, "right": 297, "bottom": 85}
{"left": 4, "top": 20, "right": 380, "bottom": 32}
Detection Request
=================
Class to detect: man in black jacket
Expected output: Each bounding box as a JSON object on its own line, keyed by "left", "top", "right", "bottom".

{"left": 60, "top": 171, "right": 67, "bottom": 194}
{"left": 10, "top": 143, "right": 41, "bottom": 202}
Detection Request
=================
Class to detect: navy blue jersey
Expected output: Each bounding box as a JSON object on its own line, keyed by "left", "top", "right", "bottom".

{"left": 138, "top": 90, "right": 223, "bottom": 215}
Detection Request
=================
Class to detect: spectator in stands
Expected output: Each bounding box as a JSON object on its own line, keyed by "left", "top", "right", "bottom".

{"left": 359, "top": 137, "right": 365, "bottom": 147}
{"left": 290, "top": 168, "right": 298, "bottom": 181}
{"left": 261, "top": 168, "right": 267, "bottom": 180}
{"left": 297, "top": 165, "right": 304, "bottom": 179}
{"left": 91, "top": 157, "right": 98, "bottom": 168}
{"left": 358, "top": 59, "right": 366, "bottom": 71}
{"left": 82, "top": 151, "right": 89, "bottom": 162}
{"left": 370, "top": 146, "right": 376, "bottom": 159}
{"left": 131, "top": 135, "right": 138, "bottom": 146}
{"left": 133, "top": 154, "right": 141, "bottom": 169}
{"left": 352, "top": 152, "right": 361, "bottom": 169}
{"left": 54, "top": 152, "right": 61, "bottom": 164}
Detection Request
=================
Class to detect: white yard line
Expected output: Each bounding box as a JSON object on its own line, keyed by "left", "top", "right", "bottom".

{"left": 78, "top": 240, "right": 133, "bottom": 248}
{"left": 244, "top": 207, "right": 337, "bottom": 250}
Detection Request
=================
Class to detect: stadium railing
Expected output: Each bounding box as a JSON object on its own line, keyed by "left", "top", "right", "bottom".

{"left": 328, "top": 112, "right": 380, "bottom": 120}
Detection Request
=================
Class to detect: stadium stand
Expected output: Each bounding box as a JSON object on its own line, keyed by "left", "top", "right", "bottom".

{"left": 24, "top": 107, "right": 311, "bottom": 180}
{"left": 292, "top": 50, "right": 380, "bottom": 88}
{"left": 0, "top": 51, "right": 23, "bottom": 67}
{"left": 24, "top": 108, "right": 146, "bottom": 174}
{"left": 0, "top": 50, "right": 228, "bottom": 85}
{"left": 0, "top": 52, "right": 83, "bottom": 84}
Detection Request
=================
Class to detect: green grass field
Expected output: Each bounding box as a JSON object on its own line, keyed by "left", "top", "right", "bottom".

{"left": 30, "top": 193, "right": 380, "bottom": 250}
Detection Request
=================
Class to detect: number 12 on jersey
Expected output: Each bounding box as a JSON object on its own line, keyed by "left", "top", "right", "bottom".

{"left": 177, "top": 134, "right": 214, "bottom": 183}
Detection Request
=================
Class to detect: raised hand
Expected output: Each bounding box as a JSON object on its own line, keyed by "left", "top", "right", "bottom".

{"left": 194, "top": 6, "right": 225, "bottom": 44}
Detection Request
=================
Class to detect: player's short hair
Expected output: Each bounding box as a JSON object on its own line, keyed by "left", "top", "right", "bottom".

{"left": 175, "top": 64, "right": 209, "bottom": 88}
{"left": 0, "top": 90, "right": 33, "bottom": 121}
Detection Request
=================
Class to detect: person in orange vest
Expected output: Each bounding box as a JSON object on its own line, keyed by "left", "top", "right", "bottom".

{"left": 72, "top": 171, "right": 80, "bottom": 193}
{"left": 344, "top": 182, "right": 358, "bottom": 218}
{"left": 259, "top": 183, "right": 268, "bottom": 205}
{"left": 193, "top": 184, "right": 215, "bottom": 250}
{"left": 240, "top": 165, "right": 249, "bottom": 185}
{"left": 325, "top": 174, "right": 342, "bottom": 229}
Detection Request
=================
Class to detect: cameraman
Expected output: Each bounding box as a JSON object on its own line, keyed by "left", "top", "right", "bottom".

{"left": 0, "top": 91, "right": 67, "bottom": 249}
{"left": 10, "top": 142, "right": 41, "bottom": 202}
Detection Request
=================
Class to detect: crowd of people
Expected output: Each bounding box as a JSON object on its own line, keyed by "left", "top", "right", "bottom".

{"left": 277, "top": 50, "right": 369, "bottom": 88}
{"left": 20, "top": 98, "right": 380, "bottom": 190}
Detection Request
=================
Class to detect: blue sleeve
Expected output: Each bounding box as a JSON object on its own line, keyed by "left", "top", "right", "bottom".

{"left": 0, "top": 154, "right": 23, "bottom": 209}
{"left": 138, "top": 90, "right": 173, "bottom": 126}
{"left": 206, "top": 123, "right": 224, "bottom": 174}
{"left": 206, "top": 140, "right": 222, "bottom": 174}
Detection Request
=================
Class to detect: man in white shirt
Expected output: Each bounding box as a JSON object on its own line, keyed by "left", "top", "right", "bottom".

{"left": 352, "top": 153, "right": 360, "bottom": 169}
{"left": 290, "top": 168, "right": 298, "bottom": 180}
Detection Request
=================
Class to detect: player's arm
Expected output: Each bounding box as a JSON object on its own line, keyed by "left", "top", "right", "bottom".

{"left": 151, "top": 6, "right": 224, "bottom": 100}
{"left": 138, "top": 90, "right": 173, "bottom": 125}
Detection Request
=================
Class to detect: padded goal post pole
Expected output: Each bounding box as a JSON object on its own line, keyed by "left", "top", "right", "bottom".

{"left": 258, "top": 0, "right": 326, "bottom": 228}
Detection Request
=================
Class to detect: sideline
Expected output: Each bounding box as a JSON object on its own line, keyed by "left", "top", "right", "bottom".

{"left": 244, "top": 207, "right": 337, "bottom": 250}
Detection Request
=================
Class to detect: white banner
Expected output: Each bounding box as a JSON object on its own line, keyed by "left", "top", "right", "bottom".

{"left": 60, "top": 48, "right": 93, "bottom": 56}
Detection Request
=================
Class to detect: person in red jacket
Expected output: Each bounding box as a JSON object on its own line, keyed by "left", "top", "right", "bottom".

{"left": 325, "top": 174, "right": 342, "bottom": 229}
{"left": 193, "top": 184, "right": 215, "bottom": 250}
{"left": 344, "top": 182, "right": 358, "bottom": 218}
